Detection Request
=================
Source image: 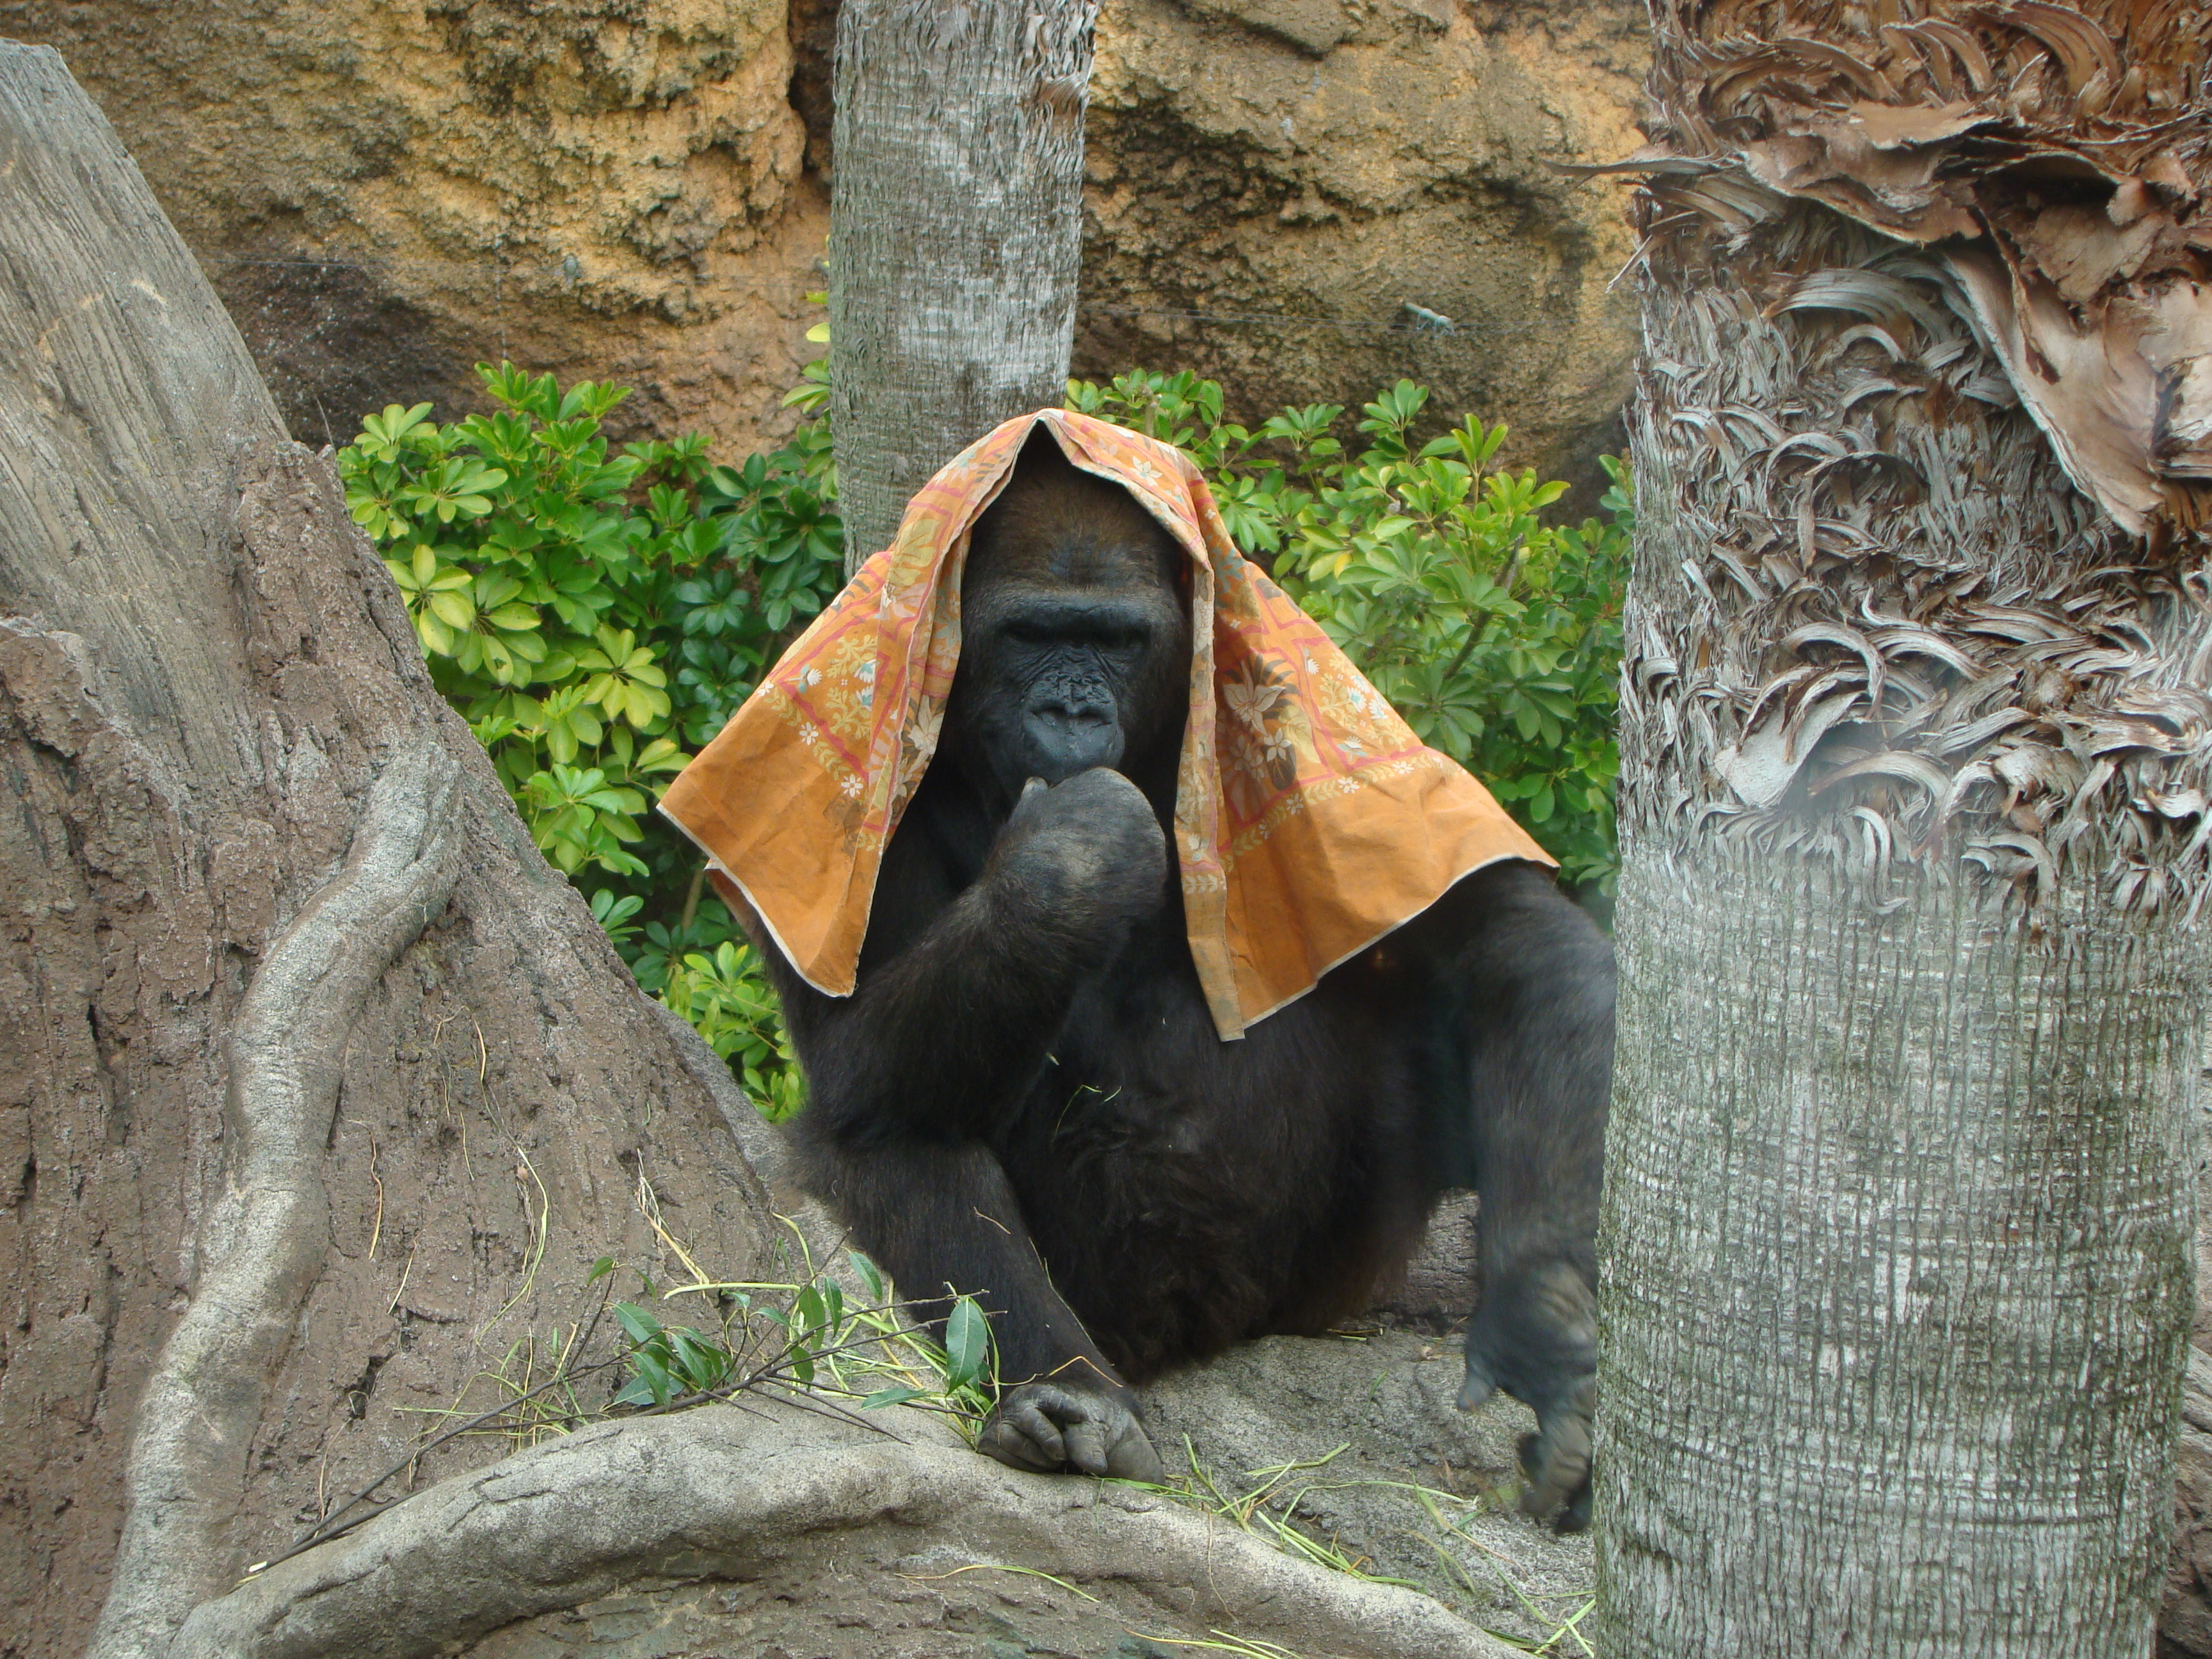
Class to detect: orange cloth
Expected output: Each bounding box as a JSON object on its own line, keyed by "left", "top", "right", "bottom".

{"left": 657, "top": 408, "right": 1552, "bottom": 1039}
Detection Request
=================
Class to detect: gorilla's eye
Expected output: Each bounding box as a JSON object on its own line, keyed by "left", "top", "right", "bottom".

{"left": 1001, "top": 615, "right": 1151, "bottom": 653}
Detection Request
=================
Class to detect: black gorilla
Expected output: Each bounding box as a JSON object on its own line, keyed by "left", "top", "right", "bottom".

{"left": 760, "top": 433, "right": 1614, "bottom": 1528}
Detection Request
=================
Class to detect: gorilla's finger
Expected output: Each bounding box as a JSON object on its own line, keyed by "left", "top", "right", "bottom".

{"left": 981, "top": 1393, "right": 1071, "bottom": 1471}
{"left": 1061, "top": 1413, "right": 1110, "bottom": 1476}
{"left": 1559, "top": 1477, "right": 1594, "bottom": 1534}
{"left": 1006, "top": 776, "right": 1051, "bottom": 831}
{"left": 978, "top": 1423, "right": 1037, "bottom": 1471}
{"left": 1105, "top": 1420, "right": 1166, "bottom": 1483}
{"left": 1009, "top": 1394, "right": 1073, "bottom": 1464}
{"left": 1517, "top": 1395, "right": 1594, "bottom": 1530}
{"left": 978, "top": 1415, "right": 1054, "bottom": 1473}
{"left": 1455, "top": 1353, "right": 1497, "bottom": 1412}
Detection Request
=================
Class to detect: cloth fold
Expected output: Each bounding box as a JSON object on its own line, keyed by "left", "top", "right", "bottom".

{"left": 658, "top": 408, "right": 1551, "bottom": 1039}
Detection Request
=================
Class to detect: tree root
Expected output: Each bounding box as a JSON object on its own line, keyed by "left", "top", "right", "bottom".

{"left": 174, "top": 1397, "right": 1518, "bottom": 1659}
{"left": 88, "top": 740, "right": 466, "bottom": 1659}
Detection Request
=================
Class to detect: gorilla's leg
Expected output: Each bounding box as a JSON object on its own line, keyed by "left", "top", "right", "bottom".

{"left": 1447, "top": 861, "right": 1614, "bottom": 1532}
{"left": 797, "top": 1135, "right": 1164, "bottom": 1480}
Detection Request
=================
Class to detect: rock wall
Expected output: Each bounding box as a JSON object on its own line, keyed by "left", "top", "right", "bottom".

{"left": 0, "top": 0, "right": 1645, "bottom": 476}
{"left": 0, "top": 0, "right": 820, "bottom": 451}
{"left": 1080, "top": 0, "right": 1646, "bottom": 485}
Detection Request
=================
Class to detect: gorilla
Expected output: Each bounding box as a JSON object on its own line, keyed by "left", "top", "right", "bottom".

{"left": 756, "top": 431, "right": 1614, "bottom": 1528}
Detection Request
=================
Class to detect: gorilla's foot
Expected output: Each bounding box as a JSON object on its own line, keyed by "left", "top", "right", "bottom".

{"left": 979, "top": 1378, "right": 1167, "bottom": 1482}
{"left": 1456, "top": 1257, "right": 1597, "bottom": 1533}
{"left": 1516, "top": 1376, "right": 1595, "bottom": 1532}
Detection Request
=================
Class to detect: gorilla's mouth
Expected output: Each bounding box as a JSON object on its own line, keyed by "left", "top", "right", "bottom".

{"left": 1020, "top": 701, "right": 1125, "bottom": 781}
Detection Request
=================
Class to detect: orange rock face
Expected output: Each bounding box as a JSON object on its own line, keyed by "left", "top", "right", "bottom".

{"left": 0, "top": 0, "right": 1644, "bottom": 472}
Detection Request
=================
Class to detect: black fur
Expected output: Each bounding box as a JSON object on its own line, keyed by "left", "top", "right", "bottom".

{"left": 760, "top": 433, "right": 1614, "bottom": 1525}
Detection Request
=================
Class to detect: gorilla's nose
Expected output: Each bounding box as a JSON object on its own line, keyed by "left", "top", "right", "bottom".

{"left": 1025, "top": 702, "right": 1123, "bottom": 781}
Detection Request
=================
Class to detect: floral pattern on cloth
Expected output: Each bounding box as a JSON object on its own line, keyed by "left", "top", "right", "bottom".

{"left": 657, "top": 408, "right": 1552, "bottom": 1039}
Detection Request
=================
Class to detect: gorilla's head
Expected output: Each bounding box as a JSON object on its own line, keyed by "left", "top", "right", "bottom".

{"left": 946, "top": 431, "right": 1193, "bottom": 812}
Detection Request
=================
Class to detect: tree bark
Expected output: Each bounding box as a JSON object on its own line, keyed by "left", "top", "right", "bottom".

{"left": 0, "top": 44, "right": 780, "bottom": 1658}
{"left": 1596, "top": 3, "right": 2212, "bottom": 1649}
{"left": 1603, "top": 855, "right": 2193, "bottom": 1653}
{"left": 827, "top": 0, "right": 1095, "bottom": 570}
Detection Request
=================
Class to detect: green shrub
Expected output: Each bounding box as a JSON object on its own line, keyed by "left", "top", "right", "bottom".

{"left": 341, "top": 364, "right": 842, "bottom": 881}
{"left": 342, "top": 358, "right": 1627, "bottom": 1122}
{"left": 339, "top": 364, "right": 842, "bottom": 1116}
{"left": 659, "top": 940, "right": 808, "bottom": 1121}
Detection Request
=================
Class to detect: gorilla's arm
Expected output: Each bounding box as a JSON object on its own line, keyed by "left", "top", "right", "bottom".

{"left": 781, "top": 769, "right": 1164, "bottom": 1144}
{"left": 1418, "top": 860, "right": 1614, "bottom": 1530}
{"left": 763, "top": 769, "right": 1171, "bottom": 1479}
{"left": 792, "top": 1132, "right": 1160, "bottom": 1477}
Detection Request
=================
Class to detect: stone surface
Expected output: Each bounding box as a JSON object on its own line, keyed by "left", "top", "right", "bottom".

{"left": 1142, "top": 1329, "right": 1596, "bottom": 1651}
{"left": 0, "top": 0, "right": 823, "bottom": 450}
{"left": 175, "top": 1391, "right": 1527, "bottom": 1659}
{"left": 1078, "top": 0, "right": 1647, "bottom": 486}
{"left": 1, "top": 0, "right": 1646, "bottom": 475}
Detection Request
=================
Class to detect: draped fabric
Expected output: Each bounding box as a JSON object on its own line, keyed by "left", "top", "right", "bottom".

{"left": 658, "top": 408, "right": 1552, "bottom": 1039}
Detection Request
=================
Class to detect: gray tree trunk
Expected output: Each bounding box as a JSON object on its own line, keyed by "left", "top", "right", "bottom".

{"left": 827, "top": 0, "right": 1094, "bottom": 570}
{"left": 1595, "top": 208, "right": 2202, "bottom": 1659}
{"left": 1595, "top": 0, "right": 2212, "bottom": 1647}
{"left": 1601, "top": 862, "right": 2193, "bottom": 1653}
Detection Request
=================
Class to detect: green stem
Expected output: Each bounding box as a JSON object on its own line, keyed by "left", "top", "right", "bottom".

{"left": 680, "top": 865, "right": 705, "bottom": 933}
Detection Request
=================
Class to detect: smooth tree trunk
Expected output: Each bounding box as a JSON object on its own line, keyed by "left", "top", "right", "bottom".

{"left": 1596, "top": 3, "right": 2212, "bottom": 1654}
{"left": 827, "top": 0, "right": 1095, "bottom": 568}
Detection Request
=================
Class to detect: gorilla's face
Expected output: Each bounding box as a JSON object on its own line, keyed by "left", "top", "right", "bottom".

{"left": 946, "top": 435, "right": 1192, "bottom": 812}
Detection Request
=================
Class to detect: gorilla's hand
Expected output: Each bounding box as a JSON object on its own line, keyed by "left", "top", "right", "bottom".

{"left": 1459, "top": 1258, "right": 1596, "bottom": 1533}
{"left": 978, "top": 1377, "right": 1167, "bottom": 1482}
{"left": 989, "top": 768, "right": 1168, "bottom": 931}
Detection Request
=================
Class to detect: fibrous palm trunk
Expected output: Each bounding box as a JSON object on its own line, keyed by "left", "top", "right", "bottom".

{"left": 828, "top": 0, "right": 1096, "bottom": 570}
{"left": 1596, "top": 3, "right": 2212, "bottom": 1654}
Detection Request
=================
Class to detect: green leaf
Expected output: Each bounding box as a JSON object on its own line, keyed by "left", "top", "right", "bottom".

{"left": 792, "top": 1283, "right": 826, "bottom": 1336}
{"left": 849, "top": 1250, "right": 886, "bottom": 1304}
{"left": 667, "top": 1327, "right": 729, "bottom": 1391}
{"left": 943, "top": 1296, "right": 990, "bottom": 1390}
{"left": 614, "top": 1301, "right": 664, "bottom": 1348}
{"left": 627, "top": 1347, "right": 673, "bottom": 1406}
{"left": 860, "top": 1386, "right": 929, "bottom": 1409}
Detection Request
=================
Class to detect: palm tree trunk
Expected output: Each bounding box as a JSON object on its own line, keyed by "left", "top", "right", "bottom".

{"left": 1605, "top": 838, "right": 2195, "bottom": 1653}
{"left": 1597, "top": 3, "right": 2212, "bottom": 1651}
{"left": 828, "top": 0, "right": 1096, "bottom": 569}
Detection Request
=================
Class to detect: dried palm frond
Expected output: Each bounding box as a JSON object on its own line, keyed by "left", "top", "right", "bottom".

{"left": 1589, "top": 0, "right": 2212, "bottom": 540}
{"left": 1608, "top": 2, "right": 2212, "bottom": 920}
